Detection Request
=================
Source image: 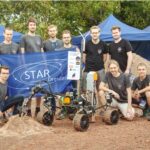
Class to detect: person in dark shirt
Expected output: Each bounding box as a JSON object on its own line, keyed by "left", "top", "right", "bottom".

{"left": 108, "top": 26, "right": 133, "bottom": 74}
{"left": 131, "top": 63, "right": 150, "bottom": 120}
{"left": 20, "top": 17, "right": 43, "bottom": 117}
{"left": 55, "top": 30, "right": 80, "bottom": 120}
{"left": 43, "top": 24, "right": 63, "bottom": 52}
{"left": 99, "top": 60, "right": 134, "bottom": 120}
{"left": 0, "top": 27, "right": 19, "bottom": 54}
{"left": 57, "top": 30, "right": 79, "bottom": 51}
{"left": 0, "top": 65, "right": 24, "bottom": 125}
{"left": 20, "top": 17, "right": 43, "bottom": 53}
{"left": 83, "top": 26, "right": 108, "bottom": 91}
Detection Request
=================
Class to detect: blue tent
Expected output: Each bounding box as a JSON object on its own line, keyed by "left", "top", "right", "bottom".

{"left": 143, "top": 26, "right": 150, "bottom": 31}
{"left": 0, "top": 25, "right": 23, "bottom": 43}
{"left": 72, "top": 14, "right": 150, "bottom": 60}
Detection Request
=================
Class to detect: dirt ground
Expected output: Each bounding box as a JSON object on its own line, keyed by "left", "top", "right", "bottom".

{"left": 0, "top": 116, "right": 150, "bottom": 150}
{"left": 0, "top": 53, "right": 150, "bottom": 150}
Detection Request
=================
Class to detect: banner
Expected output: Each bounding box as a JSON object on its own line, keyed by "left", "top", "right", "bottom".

{"left": 0, "top": 50, "right": 75, "bottom": 97}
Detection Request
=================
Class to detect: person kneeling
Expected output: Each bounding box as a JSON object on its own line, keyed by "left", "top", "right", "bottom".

{"left": 0, "top": 65, "right": 24, "bottom": 125}
{"left": 132, "top": 63, "right": 150, "bottom": 120}
{"left": 99, "top": 60, "right": 134, "bottom": 121}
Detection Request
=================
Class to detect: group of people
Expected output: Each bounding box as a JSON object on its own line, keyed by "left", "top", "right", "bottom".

{"left": 0, "top": 16, "right": 150, "bottom": 125}
{"left": 83, "top": 25, "right": 150, "bottom": 121}
{"left": 0, "top": 17, "right": 79, "bottom": 123}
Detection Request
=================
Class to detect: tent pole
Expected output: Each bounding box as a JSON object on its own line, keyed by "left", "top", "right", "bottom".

{"left": 77, "top": 31, "right": 88, "bottom": 98}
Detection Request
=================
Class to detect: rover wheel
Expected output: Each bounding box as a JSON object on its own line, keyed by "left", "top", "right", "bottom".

{"left": 73, "top": 114, "right": 89, "bottom": 131}
{"left": 37, "top": 111, "right": 54, "bottom": 126}
{"left": 102, "top": 109, "right": 119, "bottom": 125}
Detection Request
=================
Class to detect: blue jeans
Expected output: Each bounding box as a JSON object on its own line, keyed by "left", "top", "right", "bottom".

{"left": 0, "top": 96, "right": 24, "bottom": 115}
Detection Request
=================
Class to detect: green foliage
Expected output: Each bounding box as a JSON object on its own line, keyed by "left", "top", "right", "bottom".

{"left": 117, "top": 1, "right": 150, "bottom": 29}
{"left": 0, "top": 1, "right": 149, "bottom": 40}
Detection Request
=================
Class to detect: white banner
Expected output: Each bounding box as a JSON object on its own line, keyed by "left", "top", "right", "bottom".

{"left": 67, "top": 51, "right": 81, "bottom": 80}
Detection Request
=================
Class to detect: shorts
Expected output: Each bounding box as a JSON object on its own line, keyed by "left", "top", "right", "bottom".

{"left": 82, "top": 69, "right": 105, "bottom": 92}
{"left": 111, "top": 98, "right": 135, "bottom": 119}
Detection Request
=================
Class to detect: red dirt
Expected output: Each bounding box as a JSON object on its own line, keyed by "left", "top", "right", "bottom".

{"left": 0, "top": 116, "right": 150, "bottom": 150}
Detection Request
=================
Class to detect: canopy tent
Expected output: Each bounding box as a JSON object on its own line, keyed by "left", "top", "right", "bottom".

{"left": 0, "top": 25, "right": 23, "bottom": 43}
{"left": 143, "top": 26, "right": 150, "bottom": 31}
{"left": 72, "top": 14, "right": 150, "bottom": 60}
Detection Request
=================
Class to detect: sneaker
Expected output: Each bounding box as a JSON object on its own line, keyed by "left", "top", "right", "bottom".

{"left": 134, "top": 108, "right": 143, "bottom": 117}
{"left": 34, "top": 107, "right": 40, "bottom": 117}
{"left": 144, "top": 108, "right": 150, "bottom": 117}
{"left": 68, "top": 113, "right": 75, "bottom": 120}
{"left": 56, "top": 113, "right": 66, "bottom": 120}
{"left": 56, "top": 110, "right": 66, "bottom": 120}
{"left": 146, "top": 112, "right": 150, "bottom": 121}
{"left": 27, "top": 109, "right": 32, "bottom": 117}
{"left": 143, "top": 109, "right": 148, "bottom": 117}
{"left": 0, "top": 115, "right": 8, "bottom": 125}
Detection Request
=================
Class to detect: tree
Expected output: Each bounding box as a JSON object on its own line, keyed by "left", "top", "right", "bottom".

{"left": 0, "top": 1, "right": 149, "bottom": 40}
{"left": 118, "top": 1, "right": 150, "bottom": 29}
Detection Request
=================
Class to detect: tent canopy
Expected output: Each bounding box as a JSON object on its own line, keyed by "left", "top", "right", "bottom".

{"left": 72, "top": 14, "right": 150, "bottom": 60}
{"left": 72, "top": 14, "right": 150, "bottom": 46}
{"left": 99, "top": 14, "right": 150, "bottom": 41}
{"left": 143, "top": 26, "right": 150, "bottom": 31}
{"left": 0, "top": 25, "right": 23, "bottom": 43}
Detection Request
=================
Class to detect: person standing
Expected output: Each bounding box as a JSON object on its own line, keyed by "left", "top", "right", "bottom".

{"left": 58, "top": 30, "right": 80, "bottom": 91}
{"left": 0, "top": 27, "right": 19, "bottom": 54}
{"left": 20, "top": 17, "right": 43, "bottom": 53}
{"left": 58, "top": 30, "right": 79, "bottom": 51}
{"left": 108, "top": 26, "right": 133, "bottom": 74}
{"left": 83, "top": 26, "right": 108, "bottom": 91}
{"left": 55, "top": 30, "right": 80, "bottom": 120}
{"left": 20, "top": 17, "right": 43, "bottom": 117}
{"left": 43, "top": 24, "right": 63, "bottom": 52}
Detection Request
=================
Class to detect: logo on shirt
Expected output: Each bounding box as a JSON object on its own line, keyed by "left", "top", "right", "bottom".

{"left": 98, "top": 49, "right": 102, "bottom": 54}
{"left": 118, "top": 84, "right": 122, "bottom": 89}
{"left": 117, "top": 47, "right": 122, "bottom": 53}
{"left": 36, "top": 39, "right": 42, "bottom": 46}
